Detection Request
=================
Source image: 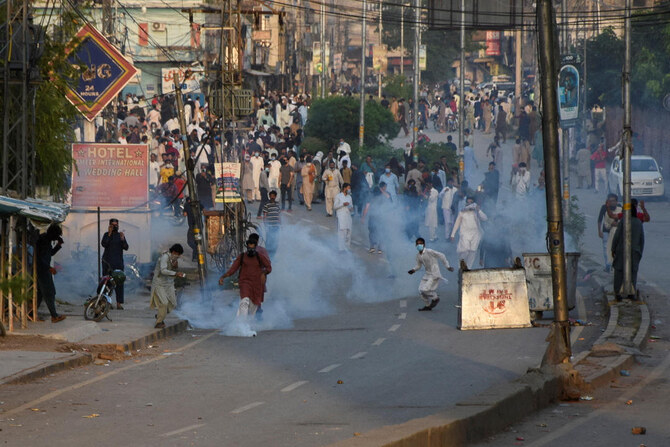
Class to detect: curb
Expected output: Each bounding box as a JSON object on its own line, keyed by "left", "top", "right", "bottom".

{"left": 0, "top": 353, "right": 93, "bottom": 386}
{"left": 0, "top": 320, "right": 189, "bottom": 386}
{"left": 114, "top": 319, "right": 190, "bottom": 352}
{"left": 326, "top": 256, "right": 650, "bottom": 447}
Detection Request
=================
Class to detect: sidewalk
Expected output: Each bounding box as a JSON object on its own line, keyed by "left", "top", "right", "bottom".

{"left": 0, "top": 289, "right": 188, "bottom": 386}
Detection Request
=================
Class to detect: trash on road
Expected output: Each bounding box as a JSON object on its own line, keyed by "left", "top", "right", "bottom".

{"left": 631, "top": 427, "right": 646, "bottom": 435}
{"left": 580, "top": 396, "right": 593, "bottom": 401}
{"left": 620, "top": 370, "right": 631, "bottom": 376}
{"left": 337, "top": 380, "right": 343, "bottom": 384}
{"left": 82, "top": 413, "right": 100, "bottom": 418}
{"left": 625, "top": 400, "right": 633, "bottom": 405}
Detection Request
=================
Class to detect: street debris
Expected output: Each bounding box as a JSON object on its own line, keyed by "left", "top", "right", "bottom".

{"left": 625, "top": 400, "right": 633, "bottom": 405}
{"left": 631, "top": 427, "right": 646, "bottom": 435}
{"left": 620, "top": 370, "right": 630, "bottom": 376}
{"left": 337, "top": 380, "right": 343, "bottom": 384}
{"left": 82, "top": 413, "right": 100, "bottom": 418}
{"left": 516, "top": 436, "right": 525, "bottom": 441}
{"left": 579, "top": 396, "right": 593, "bottom": 401}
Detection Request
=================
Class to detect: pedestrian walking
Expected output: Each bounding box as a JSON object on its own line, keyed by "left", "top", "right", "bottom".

{"left": 35, "top": 224, "right": 66, "bottom": 323}
{"left": 322, "top": 160, "right": 343, "bottom": 217}
{"left": 611, "top": 206, "right": 644, "bottom": 301}
{"left": 101, "top": 218, "right": 129, "bottom": 310}
{"left": 262, "top": 191, "right": 281, "bottom": 257}
{"left": 334, "top": 183, "right": 354, "bottom": 252}
{"left": 300, "top": 156, "right": 316, "bottom": 211}
{"left": 450, "top": 197, "right": 488, "bottom": 269}
{"left": 279, "top": 158, "right": 294, "bottom": 211}
{"left": 408, "top": 238, "right": 454, "bottom": 311}
{"left": 576, "top": 145, "right": 592, "bottom": 189}
{"left": 591, "top": 142, "right": 608, "bottom": 193}
{"left": 439, "top": 178, "right": 458, "bottom": 240}
{"left": 597, "top": 194, "right": 621, "bottom": 272}
{"left": 423, "top": 179, "right": 439, "bottom": 242}
{"left": 256, "top": 163, "right": 270, "bottom": 217}
{"left": 150, "top": 244, "right": 186, "bottom": 329}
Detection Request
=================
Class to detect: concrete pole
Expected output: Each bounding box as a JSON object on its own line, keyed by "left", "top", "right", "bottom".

{"left": 411, "top": 0, "right": 419, "bottom": 150}
{"left": 621, "top": 0, "right": 634, "bottom": 298}
{"left": 561, "top": 0, "right": 570, "bottom": 219}
{"left": 537, "top": 0, "right": 571, "bottom": 364}
{"left": 360, "top": 0, "right": 367, "bottom": 149}
{"left": 322, "top": 1, "right": 327, "bottom": 97}
{"left": 378, "top": 0, "right": 383, "bottom": 98}
{"left": 400, "top": 3, "right": 404, "bottom": 80}
{"left": 174, "top": 76, "right": 208, "bottom": 290}
{"left": 515, "top": 29, "right": 522, "bottom": 100}
{"left": 458, "top": 0, "right": 465, "bottom": 182}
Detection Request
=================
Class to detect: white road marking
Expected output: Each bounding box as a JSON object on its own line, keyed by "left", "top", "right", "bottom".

{"left": 372, "top": 337, "right": 386, "bottom": 346}
{"left": 231, "top": 401, "right": 265, "bottom": 414}
{"left": 399, "top": 300, "right": 407, "bottom": 308}
{"left": 2, "top": 331, "right": 219, "bottom": 418}
{"left": 161, "top": 423, "right": 206, "bottom": 437}
{"left": 350, "top": 351, "right": 367, "bottom": 359}
{"left": 280, "top": 381, "right": 309, "bottom": 392}
{"left": 319, "top": 363, "right": 341, "bottom": 373}
{"left": 318, "top": 224, "right": 330, "bottom": 230}
{"left": 398, "top": 312, "right": 407, "bottom": 320}
{"left": 388, "top": 324, "right": 401, "bottom": 332}
{"left": 300, "top": 218, "right": 312, "bottom": 223}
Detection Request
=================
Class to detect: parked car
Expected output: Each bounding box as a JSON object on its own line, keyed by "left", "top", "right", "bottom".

{"left": 608, "top": 154, "right": 664, "bottom": 198}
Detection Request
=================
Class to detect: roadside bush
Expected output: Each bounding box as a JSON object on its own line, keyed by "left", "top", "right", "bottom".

{"left": 413, "top": 142, "right": 458, "bottom": 167}
{"left": 300, "top": 136, "right": 330, "bottom": 155}
{"left": 383, "top": 75, "right": 412, "bottom": 100}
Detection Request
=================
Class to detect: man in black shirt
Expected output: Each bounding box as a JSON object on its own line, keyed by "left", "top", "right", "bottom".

{"left": 35, "top": 224, "right": 66, "bottom": 322}
{"left": 101, "top": 218, "right": 129, "bottom": 309}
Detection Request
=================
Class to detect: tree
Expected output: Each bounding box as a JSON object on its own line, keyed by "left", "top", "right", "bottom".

{"left": 304, "top": 96, "right": 399, "bottom": 153}
{"left": 585, "top": 28, "right": 623, "bottom": 108}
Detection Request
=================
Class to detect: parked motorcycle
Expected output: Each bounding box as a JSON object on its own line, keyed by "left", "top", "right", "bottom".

{"left": 84, "top": 270, "right": 126, "bottom": 322}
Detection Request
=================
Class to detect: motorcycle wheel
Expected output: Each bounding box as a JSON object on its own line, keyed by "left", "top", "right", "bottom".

{"left": 85, "top": 297, "right": 109, "bottom": 322}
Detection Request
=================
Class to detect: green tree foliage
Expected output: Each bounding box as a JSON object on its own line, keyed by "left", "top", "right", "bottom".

{"left": 585, "top": 28, "right": 623, "bottom": 108}
{"left": 304, "top": 96, "right": 399, "bottom": 151}
{"left": 383, "top": 75, "right": 412, "bottom": 100}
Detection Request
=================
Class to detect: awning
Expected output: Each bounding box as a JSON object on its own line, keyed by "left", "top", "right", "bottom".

{"left": 0, "top": 196, "right": 70, "bottom": 224}
{"left": 244, "top": 69, "right": 272, "bottom": 77}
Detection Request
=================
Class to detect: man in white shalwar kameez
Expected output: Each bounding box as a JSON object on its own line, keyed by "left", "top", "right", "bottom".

{"left": 450, "top": 197, "right": 488, "bottom": 269}
{"left": 408, "top": 238, "right": 454, "bottom": 311}
{"left": 424, "top": 180, "right": 439, "bottom": 241}
{"left": 439, "top": 178, "right": 458, "bottom": 239}
{"left": 250, "top": 151, "right": 264, "bottom": 201}
{"left": 334, "top": 183, "right": 354, "bottom": 251}
{"left": 149, "top": 244, "right": 186, "bottom": 328}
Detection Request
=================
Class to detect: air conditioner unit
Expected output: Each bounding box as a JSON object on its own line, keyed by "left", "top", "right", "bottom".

{"left": 152, "top": 22, "right": 166, "bottom": 32}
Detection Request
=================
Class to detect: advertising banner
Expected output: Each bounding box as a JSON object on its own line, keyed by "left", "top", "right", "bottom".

{"left": 161, "top": 67, "right": 204, "bottom": 94}
{"left": 63, "top": 24, "right": 137, "bottom": 121}
{"left": 558, "top": 64, "right": 580, "bottom": 125}
{"left": 419, "top": 44, "right": 427, "bottom": 71}
{"left": 71, "top": 143, "right": 149, "bottom": 210}
{"left": 485, "top": 30, "right": 501, "bottom": 56}
{"left": 215, "top": 162, "right": 242, "bottom": 203}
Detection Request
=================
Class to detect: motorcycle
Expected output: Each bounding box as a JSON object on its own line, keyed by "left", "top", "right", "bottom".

{"left": 84, "top": 270, "right": 126, "bottom": 322}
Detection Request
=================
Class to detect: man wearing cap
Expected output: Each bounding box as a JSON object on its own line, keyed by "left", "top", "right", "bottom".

{"left": 102, "top": 218, "right": 129, "bottom": 310}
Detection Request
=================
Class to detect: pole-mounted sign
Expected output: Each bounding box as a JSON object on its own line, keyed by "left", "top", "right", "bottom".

{"left": 63, "top": 24, "right": 138, "bottom": 121}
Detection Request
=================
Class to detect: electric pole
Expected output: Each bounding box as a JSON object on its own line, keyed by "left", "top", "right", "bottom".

{"left": 561, "top": 0, "right": 571, "bottom": 219}
{"left": 359, "top": 0, "right": 367, "bottom": 149}
{"left": 458, "top": 0, "right": 465, "bottom": 182}
{"left": 537, "top": 0, "right": 571, "bottom": 364}
{"left": 320, "top": 1, "right": 326, "bottom": 98}
{"left": 174, "top": 76, "right": 208, "bottom": 291}
{"left": 400, "top": 3, "right": 404, "bottom": 80}
{"left": 621, "top": 0, "right": 635, "bottom": 298}
{"left": 378, "top": 0, "right": 383, "bottom": 98}
{"left": 411, "top": 0, "right": 419, "bottom": 150}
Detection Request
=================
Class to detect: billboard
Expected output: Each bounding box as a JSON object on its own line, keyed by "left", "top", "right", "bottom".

{"left": 215, "top": 162, "right": 242, "bottom": 203}
{"left": 63, "top": 24, "right": 137, "bottom": 121}
{"left": 71, "top": 144, "right": 149, "bottom": 210}
{"left": 428, "top": 0, "right": 522, "bottom": 30}
{"left": 161, "top": 68, "right": 204, "bottom": 95}
{"left": 485, "top": 31, "right": 501, "bottom": 56}
{"left": 558, "top": 64, "right": 579, "bottom": 124}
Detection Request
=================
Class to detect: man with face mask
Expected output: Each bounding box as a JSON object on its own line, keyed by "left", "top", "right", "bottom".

{"left": 219, "top": 238, "right": 272, "bottom": 336}
{"left": 511, "top": 162, "right": 531, "bottom": 198}
{"left": 334, "top": 183, "right": 354, "bottom": 251}
{"left": 256, "top": 163, "right": 271, "bottom": 218}
{"left": 322, "top": 160, "right": 343, "bottom": 217}
{"left": 101, "top": 218, "right": 129, "bottom": 309}
{"left": 250, "top": 150, "right": 264, "bottom": 201}
{"left": 150, "top": 244, "right": 186, "bottom": 329}
{"left": 408, "top": 237, "right": 453, "bottom": 311}
{"left": 380, "top": 164, "right": 399, "bottom": 202}
{"left": 450, "top": 196, "right": 488, "bottom": 269}
{"left": 268, "top": 153, "right": 282, "bottom": 198}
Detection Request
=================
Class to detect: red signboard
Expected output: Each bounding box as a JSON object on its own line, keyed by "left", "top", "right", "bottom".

{"left": 485, "top": 31, "right": 501, "bottom": 56}
{"left": 71, "top": 144, "right": 149, "bottom": 210}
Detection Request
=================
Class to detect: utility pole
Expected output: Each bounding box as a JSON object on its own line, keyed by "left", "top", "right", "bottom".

{"left": 458, "top": 0, "right": 465, "bottom": 182}
{"left": 514, "top": 29, "right": 522, "bottom": 100}
{"left": 561, "top": 0, "right": 570, "bottom": 219}
{"left": 537, "top": 0, "right": 571, "bottom": 364}
{"left": 174, "top": 76, "right": 207, "bottom": 291}
{"left": 400, "top": 3, "right": 404, "bottom": 80}
{"left": 411, "top": 0, "right": 419, "bottom": 150}
{"left": 360, "top": 0, "right": 367, "bottom": 149}
{"left": 320, "top": 1, "right": 325, "bottom": 98}
{"left": 621, "top": 0, "right": 635, "bottom": 298}
{"left": 378, "top": 0, "right": 383, "bottom": 98}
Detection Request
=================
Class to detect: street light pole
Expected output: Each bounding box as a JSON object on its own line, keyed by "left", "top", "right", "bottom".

{"left": 621, "top": 0, "right": 634, "bottom": 298}
{"left": 411, "top": 0, "right": 419, "bottom": 150}
{"left": 400, "top": 3, "right": 404, "bottom": 80}
{"left": 320, "top": 1, "right": 325, "bottom": 98}
{"left": 378, "top": 0, "right": 383, "bottom": 98}
{"left": 360, "top": 0, "right": 367, "bottom": 149}
{"left": 537, "top": 0, "right": 571, "bottom": 364}
{"left": 458, "top": 0, "right": 465, "bottom": 182}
